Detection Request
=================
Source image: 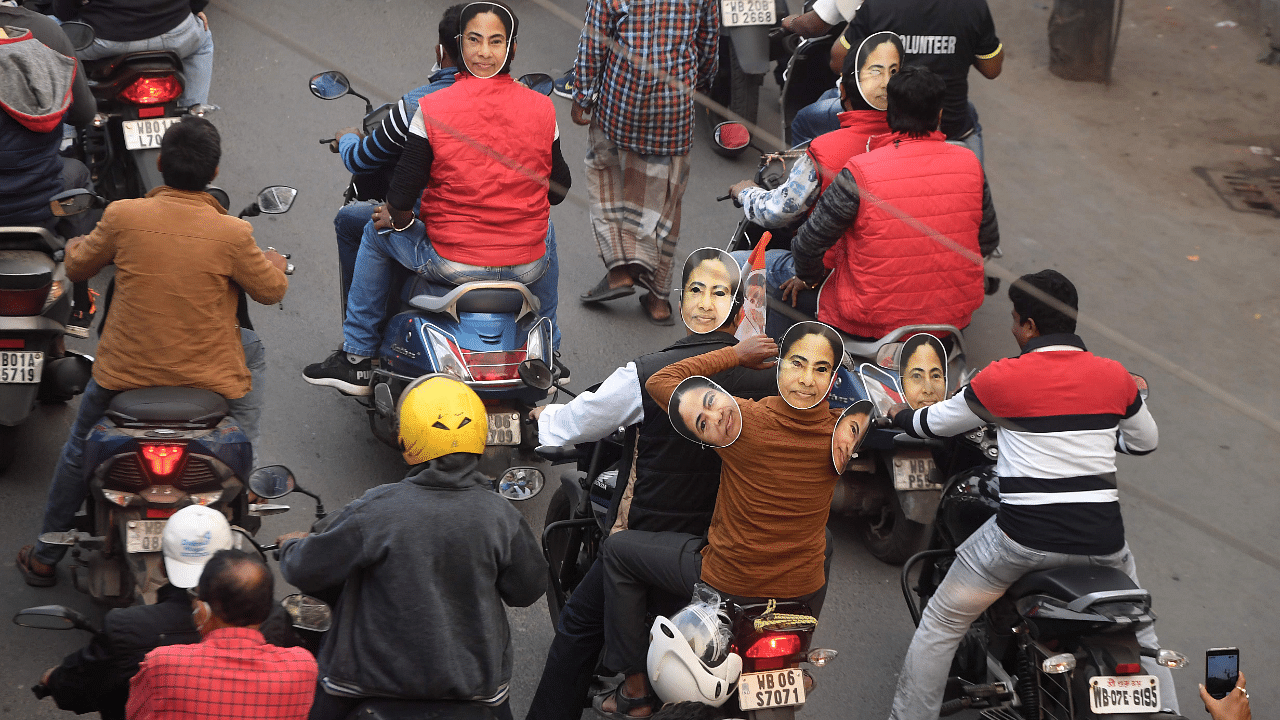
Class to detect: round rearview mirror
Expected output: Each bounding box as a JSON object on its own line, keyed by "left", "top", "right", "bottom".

{"left": 713, "top": 122, "right": 751, "bottom": 151}
{"left": 205, "top": 186, "right": 230, "bottom": 212}
{"left": 12, "top": 605, "right": 88, "bottom": 631}
{"left": 282, "top": 593, "right": 332, "bottom": 632}
{"left": 497, "top": 467, "right": 544, "bottom": 501}
{"left": 256, "top": 186, "right": 297, "bottom": 214}
{"left": 60, "top": 21, "right": 96, "bottom": 52}
{"left": 518, "top": 359, "right": 554, "bottom": 391}
{"left": 1131, "top": 373, "right": 1149, "bottom": 401}
{"left": 517, "top": 73, "right": 555, "bottom": 96}
{"left": 309, "top": 71, "right": 351, "bottom": 100}
{"left": 248, "top": 465, "right": 296, "bottom": 499}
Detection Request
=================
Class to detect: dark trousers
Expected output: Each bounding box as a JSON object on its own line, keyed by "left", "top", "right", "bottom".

{"left": 600, "top": 530, "right": 832, "bottom": 677}
{"left": 309, "top": 686, "right": 512, "bottom": 720}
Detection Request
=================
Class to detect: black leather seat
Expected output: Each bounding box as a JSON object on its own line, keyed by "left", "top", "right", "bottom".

{"left": 454, "top": 288, "right": 526, "bottom": 314}
{"left": 83, "top": 50, "right": 182, "bottom": 80}
{"left": 106, "top": 387, "right": 227, "bottom": 427}
{"left": 1008, "top": 565, "right": 1140, "bottom": 605}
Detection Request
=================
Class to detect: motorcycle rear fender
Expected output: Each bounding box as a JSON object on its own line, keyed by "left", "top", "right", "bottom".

{"left": 724, "top": 27, "right": 773, "bottom": 75}
{"left": 0, "top": 383, "right": 39, "bottom": 425}
{"left": 132, "top": 148, "right": 164, "bottom": 193}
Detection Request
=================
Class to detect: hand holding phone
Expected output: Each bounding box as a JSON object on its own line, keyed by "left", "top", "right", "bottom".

{"left": 1205, "top": 647, "right": 1240, "bottom": 701}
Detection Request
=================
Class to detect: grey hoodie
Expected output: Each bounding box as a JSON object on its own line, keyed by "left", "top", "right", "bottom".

{"left": 278, "top": 456, "right": 545, "bottom": 703}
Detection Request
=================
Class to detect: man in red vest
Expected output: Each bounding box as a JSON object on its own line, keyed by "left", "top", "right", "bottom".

{"left": 790, "top": 65, "right": 999, "bottom": 340}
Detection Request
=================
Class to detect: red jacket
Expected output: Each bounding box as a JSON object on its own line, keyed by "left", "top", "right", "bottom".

{"left": 417, "top": 74, "right": 557, "bottom": 266}
{"left": 806, "top": 110, "right": 891, "bottom": 191}
{"left": 817, "top": 132, "right": 985, "bottom": 338}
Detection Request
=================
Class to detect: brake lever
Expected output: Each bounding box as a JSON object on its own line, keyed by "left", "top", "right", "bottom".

{"left": 318, "top": 138, "right": 335, "bottom": 144}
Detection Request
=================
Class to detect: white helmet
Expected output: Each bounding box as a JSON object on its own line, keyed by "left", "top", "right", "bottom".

{"left": 647, "top": 614, "right": 742, "bottom": 707}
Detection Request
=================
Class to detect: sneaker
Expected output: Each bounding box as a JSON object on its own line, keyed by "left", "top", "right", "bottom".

{"left": 552, "top": 70, "right": 575, "bottom": 100}
{"left": 303, "top": 350, "right": 373, "bottom": 396}
{"left": 65, "top": 288, "right": 99, "bottom": 339}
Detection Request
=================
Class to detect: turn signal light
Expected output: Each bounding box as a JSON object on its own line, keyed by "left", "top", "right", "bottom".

{"left": 140, "top": 443, "right": 185, "bottom": 477}
{"left": 1042, "top": 653, "right": 1077, "bottom": 674}
{"left": 102, "top": 489, "right": 139, "bottom": 507}
{"left": 745, "top": 633, "right": 801, "bottom": 658}
{"left": 1156, "top": 649, "right": 1188, "bottom": 668}
{"left": 119, "top": 75, "right": 183, "bottom": 105}
{"left": 1114, "top": 663, "right": 1142, "bottom": 675}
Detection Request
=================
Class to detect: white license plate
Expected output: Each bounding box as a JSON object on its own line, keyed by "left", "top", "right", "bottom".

{"left": 122, "top": 117, "right": 182, "bottom": 151}
{"left": 892, "top": 450, "right": 941, "bottom": 490}
{"left": 1089, "top": 675, "right": 1161, "bottom": 714}
{"left": 738, "top": 668, "right": 806, "bottom": 711}
{"left": 486, "top": 412, "right": 520, "bottom": 446}
{"left": 0, "top": 351, "right": 43, "bottom": 384}
{"left": 721, "top": 0, "right": 775, "bottom": 26}
{"left": 125, "top": 519, "right": 167, "bottom": 553}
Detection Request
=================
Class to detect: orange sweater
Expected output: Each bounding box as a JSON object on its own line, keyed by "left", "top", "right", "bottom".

{"left": 646, "top": 346, "right": 839, "bottom": 598}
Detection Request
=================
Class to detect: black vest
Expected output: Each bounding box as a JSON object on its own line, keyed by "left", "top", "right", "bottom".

{"left": 606, "top": 333, "right": 776, "bottom": 535}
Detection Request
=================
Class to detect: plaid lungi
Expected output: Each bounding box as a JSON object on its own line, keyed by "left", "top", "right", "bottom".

{"left": 585, "top": 120, "right": 692, "bottom": 296}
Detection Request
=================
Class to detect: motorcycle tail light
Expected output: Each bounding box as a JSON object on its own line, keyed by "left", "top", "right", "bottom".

{"left": 1114, "top": 663, "right": 1142, "bottom": 675}
{"left": 0, "top": 285, "right": 52, "bottom": 316}
{"left": 140, "top": 443, "right": 186, "bottom": 478}
{"left": 0, "top": 338, "right": 23, "bottom": 349}
{"left": 118, "top": 75, "right": 183, "bottom": 105}
{"left": 424, "top": 327, "right": 473, "bottom": 382}
{"left": 144, "top": 506, "right": 178, "bottom": 518}
{"left": 460, "top": 350, "right": 526, "bottom": 382}
{"left": 102, "top": 489, "right": 139, "bottom": 507}
{"left": 746, "top": 633, "right": 801, "bottom": 659}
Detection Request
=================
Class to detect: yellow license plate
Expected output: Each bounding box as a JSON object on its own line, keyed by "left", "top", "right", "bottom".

{"left": 738, "top": 668, "right": 806, "bottom": 710}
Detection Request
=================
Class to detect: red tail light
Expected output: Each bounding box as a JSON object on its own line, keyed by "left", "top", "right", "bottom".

{"left": 140, "top": 443, "right": 186, "bottom": 477}
{"left": 460, "top": 350, "right": 526, "bottom": 381}
{"left": 745, "top": 633, "right": 801, "bottom": 659}
{"left": 144, "top": 507, "right": 179, "bottom": 519}
{"left": 1114, "top": 663, "right": 1142, "bottom": 675}
{"left": 0, "top": 338, "right": 24, "bottom": 349}
{"left": 119, "top": 75, "right": 183, "bottom": 105}
{"left": 0, "top": 285, "right": 51, "bottom": 316}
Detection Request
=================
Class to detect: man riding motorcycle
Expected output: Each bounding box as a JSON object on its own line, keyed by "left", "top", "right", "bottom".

{"left": 884, "top": 269, "right": 1179, "bottom": 720}
{"left": 15, "top": 116, "right": 289, "bottom": 587}
{"left": 277, "top": 376, "right": 545, "bottom": 720}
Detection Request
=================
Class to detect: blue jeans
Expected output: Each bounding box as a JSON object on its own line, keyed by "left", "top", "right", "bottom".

{"left": 77, "top": 13, "right": 214, "bottom": 107}
{"left": 525, "top": 558, "right": 608, "bottom": 720}
{"left": 334, "top": 202, "right": 378, "bottom": 309}
{"left": 945, "top": 103, "right": 985, "bottom": 164}
{"left": 33, "top": 328, "right": 265, "bottom": 566}
{"left": 790, "top": 87, "right": 841, "bottom": 147}
{"left": 730, "top": 248, "right": 816, "bottom": 339}
{"left": 342, "top": 220, "right": 561, "bottom": 356}
{"left": 888, "top": 517, "right": 1178, "bottom": 720}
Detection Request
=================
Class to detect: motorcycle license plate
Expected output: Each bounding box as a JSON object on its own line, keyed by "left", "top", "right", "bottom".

{"left": 125, "top": 520, "right": 167, "bottom": 553}
{"left": 0, "top": 351, "right": 43, "bottom": 384}
{"left": 122, "top": 117, "right": 182, "bottom": 151}
{"left": 1088, "top": 675, "right": 1161, "bottom": 714}
{"left": 892, "top": 450, "right": 941, "bottom": 490}
{"left": 721, "top": 0, "right": 775, "bottom": 26}
{"left": 486, "top": 412, "right": 520, "bottom": 446}
{"left": 738, "top": 668, "right": 806, "bottom": 711}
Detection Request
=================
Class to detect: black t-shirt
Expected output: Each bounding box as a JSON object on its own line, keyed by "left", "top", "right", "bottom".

{"left": 841, "top": 0, "right": 1000, "bottom": 139}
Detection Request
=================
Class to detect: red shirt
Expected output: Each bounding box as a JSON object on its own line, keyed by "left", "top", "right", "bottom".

{"left": 126, "top": 627, "right": 317, "bottom": 720}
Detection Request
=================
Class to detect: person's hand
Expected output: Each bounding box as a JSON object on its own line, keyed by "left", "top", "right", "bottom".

{"left": 328, "top": 127, "right": 363, "bottom": 153}
{"left": 571, "top": 102, "right": 592, "bottom": 126}
{"left": 530, "top": 406, "right": 545, "bottom": 422}
{"left": 40, "top": 667, "right": 55, "bottom": 685}
{"left": 734, "top": 334, "right": 778, "bottom": 369}
{"left": 371, "top": 204, "right": 413, "bottom": 232}
{"left": 196, "top": 11, "right": 209, "bottom": 31}
{"left": 262, "top": 249, "right": 287, "bottom": 274}
{"left": 1200, "top": 671, "right": 1250, "bottom": 720}
{"left": 275, "top": 531, "right": 309, "bottom": 547}
{"left": 779, "top": 277, "right": 809, "bottom": 307}
{"left": 729, "top": 180, "right": 758, "bottom": 198}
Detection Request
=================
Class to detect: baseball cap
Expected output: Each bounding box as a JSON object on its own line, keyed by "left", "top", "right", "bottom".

{"left": 161, "top": 505, "right": 235, "bottom": 588}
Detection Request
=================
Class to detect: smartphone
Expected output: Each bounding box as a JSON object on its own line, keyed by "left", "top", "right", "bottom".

{"left": 1205, "top": 647, "right": 1240, "bottom": 700}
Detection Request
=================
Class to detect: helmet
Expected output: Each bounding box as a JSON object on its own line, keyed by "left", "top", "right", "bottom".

{"left": 397, "top": 375, "right": 487, "bottom": 464}
{"left": 647, "top": 615, "right": 742, "bottom": 707}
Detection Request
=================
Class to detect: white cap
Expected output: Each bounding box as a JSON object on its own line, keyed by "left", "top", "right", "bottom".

{"left": 161, "top": 505, "right": 235, "bottom": 588}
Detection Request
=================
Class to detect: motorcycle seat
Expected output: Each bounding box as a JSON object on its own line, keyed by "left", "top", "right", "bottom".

{"left": 1008, "top": 566, "right": 1148, "bottom": 610}
{"left": 105, "top": 387, "right": 228, "bottom": 428}
{"left": 0, "top": 227, "right": 62, "bottom": 254}
{"left": 83, "top": 50, "right": 182, "bottom": 80}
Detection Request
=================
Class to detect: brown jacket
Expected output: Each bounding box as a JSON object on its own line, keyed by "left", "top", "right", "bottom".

{"left": 646, "top": 346, "right": 839, "bottom": 599}
{"left": 66, "top": 187, "right": 288, "bottom": 398}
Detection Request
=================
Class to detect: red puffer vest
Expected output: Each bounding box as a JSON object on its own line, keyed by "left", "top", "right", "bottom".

{"left": 806, "top": 110, "right": 891, "bottom": 191}
{"left": 816, "top": 132, "right": 985, "bottom": 338}
{"left": 417, "top": 74, "right": 556, "bottom": 266}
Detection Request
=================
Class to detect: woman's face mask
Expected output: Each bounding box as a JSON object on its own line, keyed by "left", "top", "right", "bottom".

{"left": 459, "top": 10, "right": 511, "bottom": 79}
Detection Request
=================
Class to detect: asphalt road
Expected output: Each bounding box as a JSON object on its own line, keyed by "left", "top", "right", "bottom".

{"left": 3, "top": 0, "right": 1278, "bottom": 718}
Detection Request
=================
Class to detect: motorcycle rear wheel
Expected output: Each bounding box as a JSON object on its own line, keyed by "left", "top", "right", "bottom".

{"left": 862, "top": 489, "right": 929, "bottom": 565}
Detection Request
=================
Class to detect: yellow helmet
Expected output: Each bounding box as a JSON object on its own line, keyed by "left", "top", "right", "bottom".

{"left": 397, "top": 375, "right": 487, "bottom": 465}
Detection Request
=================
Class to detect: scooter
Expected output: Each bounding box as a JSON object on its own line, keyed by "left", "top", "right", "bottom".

{"left": 704, "top": 0, "right": 786, "bottom": 157}
{"left": 899, "top": 376, "right": 1191, "bottom": 720}
{"left": 37, "top": 187, "right": 298, "bottom": 606}
{"left": 0, "top": 190, "right": 99, "bottom": 473}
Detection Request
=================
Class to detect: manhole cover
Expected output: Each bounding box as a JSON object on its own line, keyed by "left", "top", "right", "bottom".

{"left": 1195, "top": 168, "right": 1280, "bottom": 217}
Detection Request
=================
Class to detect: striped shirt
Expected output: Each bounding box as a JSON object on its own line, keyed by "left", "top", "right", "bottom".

{"left": 572, "top": 0, "right": 720, "bottom": 155}
{"left": 897, "top": 334, "right": 1157, "bottom": 555}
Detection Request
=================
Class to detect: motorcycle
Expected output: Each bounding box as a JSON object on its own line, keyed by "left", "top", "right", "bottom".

{"left": 36, "top": 187, "right": 298, "bottom": 606}
{"left": 0, "top": 190, "right": 101, "bottom": 473}
{"left": 306, "top": 71, "right": 558, "bottom": 501}
{"left": 58, "top": 22, "right": 214, "bottom": 202}
{"left": 704, "top": 0, "right": 785, "bottom": 157}
{"left": 899, "top": 377, "right": 1191, "bottom": 720}
{"left": 776, "top": 20, "right": 845, "bottom": 147}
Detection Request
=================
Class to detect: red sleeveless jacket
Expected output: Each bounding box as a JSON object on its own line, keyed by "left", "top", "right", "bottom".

{"left": 805, "top": 110, "right": 891, "bottom": 191}
{"left": 817, "top": 132, "right": 985, "bottom": 338}
{"left": 417, "top": 74, "right": 557, "bottom": 266}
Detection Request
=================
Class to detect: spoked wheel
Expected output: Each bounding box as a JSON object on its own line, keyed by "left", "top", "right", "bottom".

{"left": 862, "top": 490, "right": 929, "bottom": 564}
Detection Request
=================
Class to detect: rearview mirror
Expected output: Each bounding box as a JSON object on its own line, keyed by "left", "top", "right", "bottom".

{"left": 205, "top": 186, "right": 230, "bottom": 212}
{"left": 875, "top": 342, "right": 902, "bottom": 369}
{"left": 48, "top": 189, "right": 103, "bottom": 217}
{"left": 60, "top": 21, "right": 96, "bottom": 52}
{"left": 713, "top": 122, "right": 751, "bottom": 151}
{"left": 497, "top": 467, "right": 544, "bottom": 500}
{"left": 13, "top": 605, "right": 95, "bottom": 632}
{"left": 518, "top": 359, "right": 553, "bottom": 391}
{"left": 1131, "top": 373, "right": 1149, "bottom": 401}
{"left": 309, "top": 71, "right": 351, "bottom": 100}
{"left": 256, "top": 186, "right": 297, "bottom": 214}
{"left": 248, "top": 465, "right": 296, "bottom": 499}
{"left": 517, "top": 73, "right": 555, "bottom": 96}
{"left": 249, "top": 503, "right": 291, "bottom": 516}
{"left": 282, "top": 594, "right": 332, "bottom": 632}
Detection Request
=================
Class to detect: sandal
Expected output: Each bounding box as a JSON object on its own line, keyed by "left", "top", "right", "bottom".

{"left": 580, "top": 275, "right": 636, "bottom": 303}
{"left": 640, "top": 293, "right": 676, "bottom": 326}
{"left": 16, "top": 545, "right": 56, "bottom": 587}
{"left": 592, "top": 683, "right": 657, "bottom": 720}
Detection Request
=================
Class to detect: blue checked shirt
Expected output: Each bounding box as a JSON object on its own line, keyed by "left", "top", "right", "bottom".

{"left": 573, "top": 0, "right": 720, "bottom": 156}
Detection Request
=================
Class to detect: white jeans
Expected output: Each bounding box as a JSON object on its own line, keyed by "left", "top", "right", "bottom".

{"left": 78, "top": 13, "right": 213, "bottom": 107}
{"left": 888, "top": 516, "right": 1179, "bottom": 720}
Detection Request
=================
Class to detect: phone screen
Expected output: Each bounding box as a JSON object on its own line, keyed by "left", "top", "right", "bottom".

{"left": 1205, "top": 649, "right": 1239, "bottom": 700}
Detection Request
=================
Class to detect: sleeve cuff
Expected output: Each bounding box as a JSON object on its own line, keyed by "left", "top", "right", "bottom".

{"left": 975, "top": 43, "right": 1003, "bottom": 60}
